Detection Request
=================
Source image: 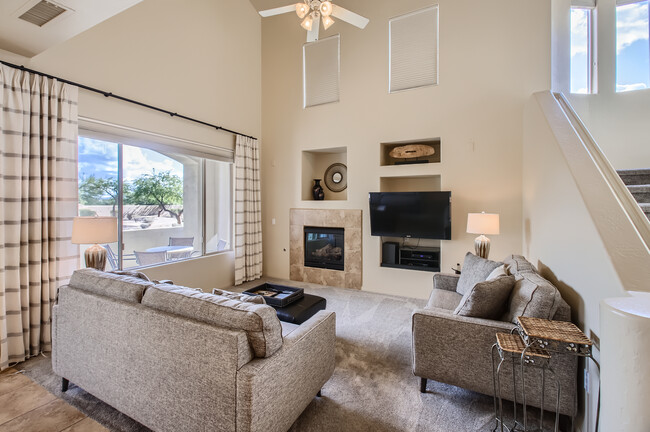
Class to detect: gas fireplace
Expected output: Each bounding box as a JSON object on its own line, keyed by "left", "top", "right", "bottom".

{"left": 304, "top": 226, "right": 344, "bottom": 271}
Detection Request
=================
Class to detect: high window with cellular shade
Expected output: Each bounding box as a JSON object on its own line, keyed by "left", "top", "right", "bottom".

{"left": 303, "top": 35, "right": 340, "bottom": 108}
{"left": 389, "top": 5, "right": 439, "bottom": 93}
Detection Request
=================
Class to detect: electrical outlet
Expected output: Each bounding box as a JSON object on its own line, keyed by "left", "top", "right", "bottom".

{"left": 584, "top": 369, "right": 590, "bottom": 393}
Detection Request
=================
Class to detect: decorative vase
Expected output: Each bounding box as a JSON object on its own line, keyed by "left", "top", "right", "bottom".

{"left": 312, "top": 179, "right": 325, "bottom": 200}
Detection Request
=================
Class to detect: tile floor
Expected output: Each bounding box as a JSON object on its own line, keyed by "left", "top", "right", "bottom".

{"left": 0, "top": 367, "right": 107, "bottom": 432}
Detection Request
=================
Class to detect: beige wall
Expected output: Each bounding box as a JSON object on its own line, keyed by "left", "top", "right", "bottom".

{"left": 261, "top": 0, "right": 552, "bottom": 298}
{"left": 0, "top": 0, "right": 262, "bottom": 290}
{"left": 553, "top": 0, "right": 650, "bottom": 170}
{"left": 523, "top": 94, "right": 627, "bottom": 431}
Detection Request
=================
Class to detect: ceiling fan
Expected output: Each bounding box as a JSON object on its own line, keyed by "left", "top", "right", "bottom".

{"left": 259, "top": 1, "right": 369, "bottom": 42}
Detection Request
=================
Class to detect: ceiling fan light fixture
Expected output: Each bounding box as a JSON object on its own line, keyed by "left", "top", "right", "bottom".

{"left": 322, "top": 15, "right": 335, "bottom": 30}
{"left": 319, "top": 1, "right": 333, "bottom": 16}
{"left": 296, "top": 2, "right": 309, "bottom": 19}
{"left": 301, "top": 14, "right": 313, "bottom": 31}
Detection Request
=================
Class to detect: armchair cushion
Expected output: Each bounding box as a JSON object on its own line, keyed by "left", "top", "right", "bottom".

{"left": 453, "top": 275, "right": 516, "bottom": 319}
{"left": 456, "top": 252, "right": 503, "bottom": 295}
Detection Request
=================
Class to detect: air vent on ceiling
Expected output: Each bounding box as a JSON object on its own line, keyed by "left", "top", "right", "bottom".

{"left": 19, "top": 1, "right": 67, "bottom": 27}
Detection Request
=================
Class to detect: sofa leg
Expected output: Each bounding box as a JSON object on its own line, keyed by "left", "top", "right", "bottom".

{"left": 317, "top": 390, "right": 322, "bottom": 397}
{"left": 420, "top": 377, "right": 427, "bottom": 393}
{"left": 61, "top": 378, "right": 69, "bottom": 392}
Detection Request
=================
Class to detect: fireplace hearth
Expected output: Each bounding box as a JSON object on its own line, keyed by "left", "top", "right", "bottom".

{"left": 304, "top": 226, "right": 344, "bottom": 271}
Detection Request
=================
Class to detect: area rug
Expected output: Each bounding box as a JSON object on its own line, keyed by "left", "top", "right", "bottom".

{"left": 18, "top": 278, "right": 500, "bottom": 431}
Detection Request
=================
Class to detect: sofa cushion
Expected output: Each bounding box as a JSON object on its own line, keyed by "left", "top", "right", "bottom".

{"left": 456, "top": 252, "right": 503, "bottom": 296}
{"left": 142, "top": 284, "right": 282, "bottom": 358}
{"left": 426, "top": 289, "right": 464, "bottom": 311}
{"left": 503, "top": 255, "right": 537, "bottom": 275}
{"left": 212, "top": 288, "right": 265, "bottom": 304}
{"left": 69, "top": 269, "right": 153, "bottom": 303}
{"left": 502, "top": 273, "right": 563, "bottom": 323}
{"left": 454, "top": 276, "right": 516, "bottom": 319}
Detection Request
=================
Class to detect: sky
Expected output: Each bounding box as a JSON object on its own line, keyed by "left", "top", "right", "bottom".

{"left": 571, "top": 1, "right": 650, "bottom": 93}
{"left": 78, "top": 137, "right": 184, "bottom": 185}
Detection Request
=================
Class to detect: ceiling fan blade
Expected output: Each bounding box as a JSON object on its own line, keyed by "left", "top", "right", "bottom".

{"left": 259, "top": 4, "right": 296, "bottom": 17}
{"left": 331, "top": 4, "right": 369, "bottom": 29}
{"left": 307, "top": 15, "right": 320, "bottom": 42}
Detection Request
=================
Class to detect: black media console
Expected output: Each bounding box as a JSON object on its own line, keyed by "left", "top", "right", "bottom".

{"left": 380, "top": 243, "right": 440, "bottom": 272}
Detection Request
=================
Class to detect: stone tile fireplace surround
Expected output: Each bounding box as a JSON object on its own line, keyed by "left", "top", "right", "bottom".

{"left": 290, "top": 209, "right": 362, "bottom": 289}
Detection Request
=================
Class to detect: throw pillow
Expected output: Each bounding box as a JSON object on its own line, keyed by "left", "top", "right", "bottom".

{"left": 486, "top": 264, "right": 507, "bottom": 280}
{"left": 502, "top": 272, "right": 563, "bottom": 323}
{"left": 454, "top": 276, "right": 516, "bottom": 319}
{"left": 502, "top": 255, "right": 537, "bottom": 275}
{"left": 212, "top": 288, "right": 265, "bottom": 304}
{"left": 456, "top": 252, "right": 503, "bottom": 296}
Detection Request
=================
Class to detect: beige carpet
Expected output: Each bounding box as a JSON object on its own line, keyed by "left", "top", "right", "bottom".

{"left": 19, "top": 278, "right": 502, "bottom": 432}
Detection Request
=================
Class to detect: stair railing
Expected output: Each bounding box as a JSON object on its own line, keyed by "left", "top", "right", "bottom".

{"left": 553, "top": 92, "right": 650, "bottom": 249}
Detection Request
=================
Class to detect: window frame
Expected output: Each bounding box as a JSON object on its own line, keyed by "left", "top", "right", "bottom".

{"left": 570, "top": 4, "right": 597, "bottom": 94}
{"left": 78, "top": 126, "right": 234, "bottom": 270}
{"left": 615, "top": 0, "right": 650, "bottom": 93}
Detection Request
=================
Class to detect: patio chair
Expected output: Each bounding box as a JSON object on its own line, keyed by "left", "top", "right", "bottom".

{"left": 217, "top": 239, "right": 230, "bottom": 251}
{"left": 134, "top": 250, "right": 167, "bottom": 266}
{"left": 169, "top": 237, "right": 194, "bottom": 247}
{"left": 104, "top": 244, "right": 136, "bottom": 270}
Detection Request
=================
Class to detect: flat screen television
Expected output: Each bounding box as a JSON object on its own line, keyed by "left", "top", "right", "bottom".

{"left": 369, "top": 191, "right": 451, "bottom": 240}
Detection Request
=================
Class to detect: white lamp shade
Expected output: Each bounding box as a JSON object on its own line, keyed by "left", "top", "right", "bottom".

{"left": 71, "top": 217, "right": 118, "bottom": 244}
{"left": 466, "top": 213, "right": 500, "bottom": 235}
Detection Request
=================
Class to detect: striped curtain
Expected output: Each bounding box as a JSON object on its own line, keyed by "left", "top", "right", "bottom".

{"left": 234, "top": 135, "right": 262, "bottom": 285}
{"left": 0, "top": 65, "right": 79, "bottom": 371}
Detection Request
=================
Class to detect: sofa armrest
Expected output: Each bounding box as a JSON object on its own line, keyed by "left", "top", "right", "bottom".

{"left": 433, "top": 273, "right": 460, "bottom": 292}
{"left": 411, "top": 308, "right": 515, "bottom": 385}
{"left": 236, "top": 310, "right": 336, "bottom": 432}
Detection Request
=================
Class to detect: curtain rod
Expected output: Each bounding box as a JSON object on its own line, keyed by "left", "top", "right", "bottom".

{"left": 0, "top": 60, "right": 257, "bottom": 141}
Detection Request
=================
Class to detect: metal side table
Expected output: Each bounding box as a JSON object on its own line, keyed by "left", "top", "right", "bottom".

{"left": 492, "top": 333, "right": 560, "bottom": 432}
{"left": 516, "top": 316, "right": 600, "bottom": 432}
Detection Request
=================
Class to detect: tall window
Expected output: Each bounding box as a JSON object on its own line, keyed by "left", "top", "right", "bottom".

{"left": 570, "top": 6, "right": 595, "bottom": 94}
{"left": 616, "top": 0, "right": 650, "bottom": 92}
{"left": 78, "top": 133, "right": 232, "bottom": 269}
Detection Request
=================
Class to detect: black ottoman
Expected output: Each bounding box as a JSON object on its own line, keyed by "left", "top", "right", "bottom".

{"left": 272, "top": 294, "right": 326, "bottom": 324}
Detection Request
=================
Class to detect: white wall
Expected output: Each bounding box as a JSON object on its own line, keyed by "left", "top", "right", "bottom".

{"left": 260, "top": 0, "right": 552, "bottom": 298}
{"left": 553, "top": 0, "right": 650, "bottom": 169}
{"left": 0, "top": 0, "right": 262, "bottom": 289}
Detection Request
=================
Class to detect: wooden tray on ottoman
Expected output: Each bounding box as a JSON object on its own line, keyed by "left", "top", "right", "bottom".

{"left": 243, "top": 283, "right": 304, "bottom": 307}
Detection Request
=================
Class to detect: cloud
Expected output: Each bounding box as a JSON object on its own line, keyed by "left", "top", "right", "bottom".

{"left": 78, "top": 137, "right": 184, "bottom": 182}
{"left": 617, "top": 2, "right": 649, "bottom": 54}
{"left": 571, "top": 8, "right": 590, "bottom": 58}
{"left": 616, "top": 82, "right": 649, "bottom": 92}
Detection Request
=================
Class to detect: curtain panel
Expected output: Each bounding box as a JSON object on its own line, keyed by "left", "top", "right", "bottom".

{"left": 0, "top": 64, "right": 79, "bottom": 371}
{"left": 234, "top": 135, "right": 262, "bottom": 285}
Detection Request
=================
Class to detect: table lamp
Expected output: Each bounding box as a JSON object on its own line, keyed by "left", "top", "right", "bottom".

{"left": 466, "top": 212, "right": 500, "bottom": 259}
{"left": 71, "top": 217, "right": 118, "bottom": 271}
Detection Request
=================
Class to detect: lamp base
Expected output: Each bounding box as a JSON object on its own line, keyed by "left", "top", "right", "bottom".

{"left": 85, "top": 244, "right": 107, "bottom": 271}
{"left": 474, "top": 235, "right": 491, "bottom": 259}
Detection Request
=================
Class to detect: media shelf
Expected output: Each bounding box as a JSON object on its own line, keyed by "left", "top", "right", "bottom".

{"left": 381, "top": 245, "right": 440, "bottom": 272}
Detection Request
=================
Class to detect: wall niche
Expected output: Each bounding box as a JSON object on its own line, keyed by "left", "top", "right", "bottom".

{"left": 301, "top": 147, "right": 347, "bottom": 201}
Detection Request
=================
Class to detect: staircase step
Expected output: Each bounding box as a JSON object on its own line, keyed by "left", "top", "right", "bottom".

{"left": 618, "top": 169, "right": 650, "bottom": 186}
{"left": 627, "top": 185, "right": 650, "bottom": 203}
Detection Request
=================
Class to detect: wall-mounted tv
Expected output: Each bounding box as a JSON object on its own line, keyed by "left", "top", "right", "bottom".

{"left": 369, "top": 191, "right": 451, "bottom": 240}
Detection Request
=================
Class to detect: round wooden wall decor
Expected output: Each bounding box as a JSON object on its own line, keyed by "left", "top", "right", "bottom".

{"left": 389, "top": 144, "right": 435, "bottom": 159}
{"left": 324, "top": 163, "right": 347, "bottom": 192}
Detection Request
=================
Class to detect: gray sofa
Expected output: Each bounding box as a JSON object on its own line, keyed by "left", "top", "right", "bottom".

{"left": 52, "top": 269, "right": 336, "bottom": 432}
{"left": 412, "top": 255, "right": 578, "bottom": 416}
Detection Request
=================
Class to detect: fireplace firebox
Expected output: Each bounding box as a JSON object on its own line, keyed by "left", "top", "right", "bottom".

{"left": 304, "top": 226, "right": 344, "bottom": 271}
